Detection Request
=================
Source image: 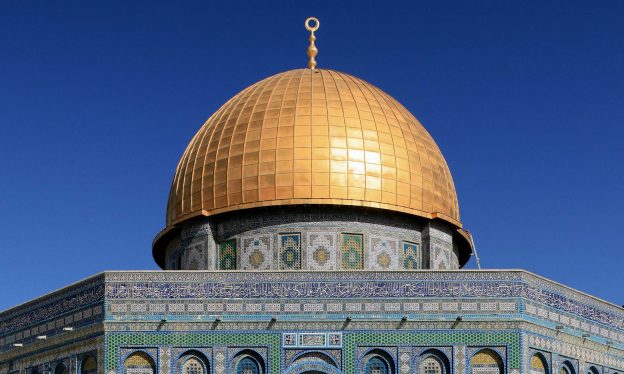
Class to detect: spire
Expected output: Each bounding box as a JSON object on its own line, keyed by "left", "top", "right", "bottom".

{"left": 305, "top": 17, "right": 319, "bottom": 69}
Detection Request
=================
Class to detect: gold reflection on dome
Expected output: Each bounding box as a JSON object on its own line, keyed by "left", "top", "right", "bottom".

{"left": 167, "top": 69, "right": 461, "bottom": 228}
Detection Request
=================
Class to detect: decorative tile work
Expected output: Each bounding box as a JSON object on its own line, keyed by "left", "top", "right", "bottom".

{"left": 399, "top": 347, "right": 411, "bottom": 374}
{"left": 432, "top": 244, "right": 451, "bottom": 270}
{"left": 4, "top": 333, "right": 103, "bottom": 374}
{"left": 218, "top": 239, "right": 237, "bottom": 270}
{"left": 343, "top": 331, "right": 521, "bottom": 374}
{"left": 282, "top": 333, "right": 343, "bottom": 348}
{"left": 529, "top": 349, "right": 549, "bottom": 374}
{"left": 455, "top": 345, "right": 467, "bottom": 374}
{"left": 0, "top": 274, "right": 104, "bottom": 337}
{"left": 106, "top": 333, "right": 280, "bottom": 374}
{"left": 341, "top": 233, "right": 364, "bottom": 269}
{"left": 240, "top": 236, "right": 272, "bottom": 270}
{"left": 184, "top": 237, "right": 207, "bottom": 270}
{"left": 166, "top": 211, "right": 452, "bottom": 271}
{"left": 279, "top": 233, "right": 302, "bottom": 270}
{"left": 528, "top": 334, "right": 624, "bottom": 370}
{"left": 328, "top": 333, "right": 342, "bottom": 347}
{"left": 299, "top": 334, "right": 325, "bottom": 347}
{"left": 165, "top": 236, "right": 182, "bottom": 269}
{"left": 159, "top": 346, "right": 171, "bottom": 374}
{"left": 306, "top": 233, "right": 338, "bottom": 270}
{"left": 451, "top": 247, "right": 460, "bottom": 269}
{"left": 214, "top": 347, "right": 227, "bottom": 374}
{"left": 285, "top": 349, "right": 342, "bottom": 369}
{"left": 99, "top": 270, "right": 624, "bottom": 344}
{"left": 358, "top": 346, "right": 399, "bottom": 373}
{"left": 284, "top": 334, "right": 297, "bottom": 347}
{"left": 401, "top": 241, "right": 421, "bottom": 270}
{"left": 228, "top": 346, "right": 268, "bottom": 372}
{"left": 367, "top": 236, "right": 398, "bottom": 270}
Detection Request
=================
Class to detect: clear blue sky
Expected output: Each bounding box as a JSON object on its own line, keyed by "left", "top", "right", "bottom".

{"left": 1, "top": 1, "right": 622, "bottom": 311}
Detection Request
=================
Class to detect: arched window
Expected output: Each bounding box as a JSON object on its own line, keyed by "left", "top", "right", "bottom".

{"left": 237, "top": 357, "right": 261, "bottom": 374}
{"left": 530, "top": 354, "right": 548, "bottom": 374}
{"left": 587, "top": 367, "right": 600, "bottom": 374}
{"left": 361, "top": 349, "right": 395, "bottom": 374}
{"left": 559, "top": 361, "right": 575, "bottom": 374}
{"left": 54, "top": 363, "right": 68, "bottom": 374}
{"left": 291, "top": 351, "right": 339, "bottom": 368}
{"left": 80, "top": 355, "right": 97, "bottom": 374}
{"left": 176, "top": 351, "right": 209, "bottom": 374}
{"left": 182, "top": 357, "right": 205, "bottom": 374}
{"left": 422, "top": 356, "right": 443, "bottom": 374}
{"left": 124, "top": 351, "right": 155, "bottom": 374}
{"left": 365, "top": 356, "right": 389, "bottom": 374}
{"left": 418, "top": 350, "right": 450, "bottom": 374}
{"left": 470, "top": 349, "right": 503, "bottom": 374}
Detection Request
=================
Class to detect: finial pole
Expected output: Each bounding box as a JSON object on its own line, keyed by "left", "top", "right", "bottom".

{"left": 305, "top": 17, "right": 320, "bottom": 69}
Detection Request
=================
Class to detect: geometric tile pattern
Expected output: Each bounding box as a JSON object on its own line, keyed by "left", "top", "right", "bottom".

{"left": 162, "top": 206, "right": 470, "bottom": 271}
{"left": 3, "top": 270, "right": 624, "bottom": 374}
{"left": 341, "top": 233, "right": 363, "bottom": 269}
{"left": 106, "top": 333, "right": 280, "bottom": 374}
{"left": 185, "top": 237, "right": 207, "bottom": 270}
{"left": 432, "top": 244, "right": 451, "bottom": 270}
{"left": 455, "top": 345, "right": 467, "bottom": 374}
{"left": 214, "top": 347, "right": 227, "bottom": 374}
{"left": 219, "top": 239, "right": 237, "bottom": 270}
{"left": 281, "top": 333, "right": 342, "bottom": 348}
{"left": 399, "top": 347, "right": 411, "bottom": 374}
{"left": 285, "top": 349, "right": 342, "bottom": 369}
{"left": 367, "top": 236, "right": 398, "bottom": 270}
{"left": 240, "top": 236, "right": 272, "bottom": 270}
{"left": 401, "top": 241, "right": 420, "bottom": 269}
{"left": 344, "top": 331, "right": 520, "bottom": 374}
{"left": 159, "top": 347, "right": 171, "bottom": 374}
{"left": 306, "top": 233, "right": 338, "bottom": 270}
{"left": 470, "top": 348, "right": 505, "bottom": 374}
{"left": 279, "top": 233, "right": 301, "bottom": 270}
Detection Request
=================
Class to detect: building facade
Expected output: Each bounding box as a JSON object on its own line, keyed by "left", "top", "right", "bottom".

{"left": 1, "top": 21, "right": 623, "bottom": 374}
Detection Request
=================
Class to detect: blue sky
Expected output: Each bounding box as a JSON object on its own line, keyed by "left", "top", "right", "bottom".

{"left": 0, "top": 1, "right": 622, "bottom": 311}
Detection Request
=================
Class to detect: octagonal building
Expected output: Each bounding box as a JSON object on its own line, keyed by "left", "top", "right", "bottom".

{"left": 1, "top": 19, "right": 623, "bottom": 374}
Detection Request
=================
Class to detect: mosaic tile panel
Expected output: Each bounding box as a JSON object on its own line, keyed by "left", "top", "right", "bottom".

{"left": 399, "top": 347, "right": 411, "bottom": 374}
{"left": 159, "top": 346, "right": 171, "bottom": 374}
{"left": 367, "top": 236, "right": 398, "bottom": 270}
{"left": 282, "top": 333, "right": 342, "bottom": 348}
{"left": 300, "top": 333, "right": 326, "bottom": 347}
{"left": 106, "top": 333, "right": 280, "bottom": 374}
{"left": 343, "top": 331, "right": 521, "bottom": 374}
{"left": 401, "top": 241, "right": 421, "bottom": 270}
{"left": 285, "top": 349, "right": 342, "bottom": 369}
{"left": 240, "top": 236, "right": 272, "bottom": 270}
{"left": 527, "top": 334, "right": 624, "bottom": 370}
{"left": 451, "top": 247, "right": 460, "bottom": 269}
{"left": 184, "top": 237, "right": 207, "bottom": 270}
{"left": 214, "top": 347, "right": 227, "bottom": 374}
{"left": 341, "top": 233, "right": 364, "bottom": 269}
{"left": 432, "top": 244, "right": 451, "bottom": 270}
{"left": 218, "top": 239, "right": 237, "bottom": 270}
{"left": 97, "top": 270, "right": 624, "bottom": 344}
{"left": 455, "top": 345, "right": 467, "bottom": 374}
{"left": 279, "top": 233, "right": 302, "bottom": 270}
{"left": 306, "top": 233, "right": 338, "bottom": 270}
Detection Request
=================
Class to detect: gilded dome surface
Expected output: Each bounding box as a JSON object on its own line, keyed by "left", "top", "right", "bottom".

{"left": 166, "top": 68, "right": 461, "bottom": 228}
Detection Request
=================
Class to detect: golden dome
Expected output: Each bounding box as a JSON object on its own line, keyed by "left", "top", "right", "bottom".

{"left": 166, "top": 68, "right": 461, "bottom": 228}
